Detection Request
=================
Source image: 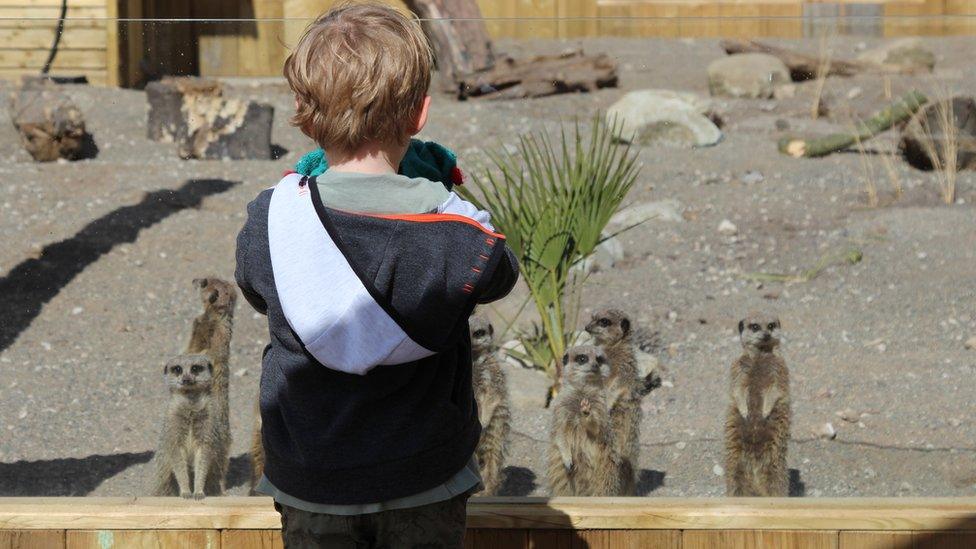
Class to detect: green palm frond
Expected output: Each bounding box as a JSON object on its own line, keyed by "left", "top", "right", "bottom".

{"left": 459, "top": 115, "right": 640, "bottom": 382}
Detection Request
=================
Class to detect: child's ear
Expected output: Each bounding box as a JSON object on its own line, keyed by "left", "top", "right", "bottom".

{"left": 410, "top": 95, "right": 431, "bottom": 136}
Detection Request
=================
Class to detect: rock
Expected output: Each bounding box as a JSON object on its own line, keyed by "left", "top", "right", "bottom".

{"left": 836, "top": 408, "right": 860, "bottom": 423}
{"left": 847, "top": 86, "right": 863, "bottom": 100}
{"left": 607, "top": 89, "right": 722, "bottom": 148}
{"left": 816, "top": 422, "right": 837, "bottom": 440}
{"left": 8, "top": 82, "right": 96, "bottom": 162}
{"left": 741, "top": 170, "right": 764, "bottom": 184}
{"left": 965, "top": 336, "right": 976, "bottom": 350}
{"left": 773, "top": 83, "right": 796, "bottom": 100}
{"left": 900, "top": 96, "right": 976, "bottom": 172}
{"left": 775, "top": 119, "right": 790, "bottom": 131}
{"left": 712, "top": 464, "right": 724, "bottom": 476}
{"left": 707, "top": 53, "right": 791, "bottom": 99}
{"left": 609, "top": 199, "right": 684, "bottom": 227}
{"left": 577, "top": 234, "right": 625, "bottom": 274}
{"left": 146, "top": 76, "right": 274, "bottom": 160}
{"left": 717, "top": 219, "right": 738, "bottom": 235}
{"left": 857, "top": 38, "right": 935, "bottom": 73}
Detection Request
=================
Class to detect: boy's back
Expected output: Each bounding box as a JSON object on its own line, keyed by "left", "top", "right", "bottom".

{"left": 234, "top": 3, "right": 518, "bottom": 547}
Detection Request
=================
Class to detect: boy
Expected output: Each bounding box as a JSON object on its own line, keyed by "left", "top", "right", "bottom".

{"left": 234, "top": 3, "right": 519, "bottom": 548}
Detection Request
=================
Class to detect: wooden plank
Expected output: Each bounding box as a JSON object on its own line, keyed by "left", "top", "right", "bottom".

{"left": 0, "top": 27, "right": 105, "bottom": 49}
{"left": 0, "top": 530, "right": 65, "bottom": 548}
{"left": 913, "top": 531, "right": 976, "bottom": 549}
{"left": 527, "top": 530, "right": 573, "bottom": 549}
{"left": 0, "top": 0, "right": 104, "bottom": 6}
{"left": 0, "top": 68, "right": 107, "bottom": 85}
{"left": 65, "top": 530, "right": 219, "bottom": 549}
{"left": 573, "top": 530, "right": 607, "bottom": 549}
{"left": 608, "top": 530, "right": 681, "bottom": 549}
{"left": 838, "top": 531, "right": 912, "bottom": 549}
{"left": 468, "top": 529, "right": 527, "bottom": 549}
{"left": 5, "top": 498, "right": 976, "bottom": 532}
{"left": 0, "top": 49, "right": 106, "bottom": 69}
{"left": 222, "top": 529, "right": 283, "bottom": 549}
{"left": 0, "top": 6, "right": 105, "bottom": 18}
{"left": 683, "top": 530, "right": 838, "bottom": 549}
{"left": 103, "top": 0, "right": 117, "bottom": 87}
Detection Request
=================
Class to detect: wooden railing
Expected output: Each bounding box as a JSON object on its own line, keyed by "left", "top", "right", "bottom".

{"left": 1, "top": 497, "right": 975, "bottom": 547}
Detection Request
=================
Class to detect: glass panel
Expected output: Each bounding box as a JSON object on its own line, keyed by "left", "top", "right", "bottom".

{"left": 0, "top": 3, "right": 973, "bottom": 501}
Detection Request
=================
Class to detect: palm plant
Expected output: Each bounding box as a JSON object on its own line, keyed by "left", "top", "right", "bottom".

{"left": 460, "top": 116, "right": 640, "bottom": 390}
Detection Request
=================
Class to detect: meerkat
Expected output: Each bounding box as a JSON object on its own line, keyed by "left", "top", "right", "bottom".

{"left": 725, "top": 312, "right": 791, "bottom": 497}
{"left": 469, "top": 317, "right": 511, "bottom": 495}
{"left": 586, "top": 308, "right": 663, "bottom": 398}
{"left": 249, "top": 401, "right": 264, "bottom": 494}
{"left": 150, "top": 354, "right": 230, "bottom": 499}
{"left": 547, "top": 345, "right": 622, "bottom": 497}
{"left": 182, "top": 277, "right": 236, "bottom": 494}
{"left": 584, "top": 309, "right": 648, "bottom": 494}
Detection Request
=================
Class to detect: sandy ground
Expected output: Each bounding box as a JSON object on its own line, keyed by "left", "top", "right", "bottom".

{"left": 0, "top": 35, "right": 974, "bottom": 499}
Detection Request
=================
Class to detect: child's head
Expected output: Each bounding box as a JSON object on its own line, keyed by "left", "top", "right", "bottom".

{"left": 284, "top": 2, "right": 433, "bottom": 158}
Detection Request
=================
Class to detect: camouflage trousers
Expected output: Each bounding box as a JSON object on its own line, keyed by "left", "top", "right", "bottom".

{"left": 274, "top": 493, "right": 469, "bottom": 549}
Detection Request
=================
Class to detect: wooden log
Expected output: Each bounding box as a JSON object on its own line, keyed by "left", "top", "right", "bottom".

{"left": 145, "top": 76, "right": 222, "bottom": 142}
{"left": 404, "top": 0, "right": 496, "bottom": 93}
{"left": 720, "top": 39, "right": 913, "bottom": 81}
{"left": 178, "top": 96, "right": 274, "bottom": 160}
{"left": 900, "top": 96, "right": 976, "bottom": 171}
{"left": 458, "top": 50, "right": 618, "bottom": 100}
{"left": 778, "top": 90, "right": 927, "bottom": 158}
{"left": 8, "top": 79, "right": 96, "bottom": 162}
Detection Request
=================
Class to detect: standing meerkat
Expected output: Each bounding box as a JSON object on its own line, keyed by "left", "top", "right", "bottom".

{"left": 585, "top": 309, "right": 660, "bottom": 495}
{"left": 586, "top": 308, "right": 663, "bottom": 398}
{"left": 150, "top": 354, "right": 230, "bottom": 498}
{"left": 184, "top": 277, "right": 236, "bottom": 494}
{"left": 547, "top": 345, "right": 622, "bottom": 497}
{"left": 725, "top": 312, "right": 791, "bottom": 497}
{"left": 469, "top": 317, "right": 511, "bottom": 495}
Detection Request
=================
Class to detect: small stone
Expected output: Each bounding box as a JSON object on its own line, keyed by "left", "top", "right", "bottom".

{"left": 847, "top": 86, "right": 863, "bottom": 99}
{"left": 741, "top": 170, "right": 764, "bottom": 184}
{"left": 71, "top": 307, "right": 83, "bottom": 315}
{"left": 836, "top": 408, "right": 860, "bottom": 423}
{"left": 712, "top": 464, "right": 724, "bottom": 476}
{"left": 964, "top": 336, "right": 976, "bottom": 350}
{"left": 234, "top": 368, "right": 248, "bottom": 378}
{"left": 40, "top": 341, "right": 51, "bottom": 351}
{"left": 17, "top": 407, "right": 27, "bottom": 419}
{"left": 774, "top": 119, "right": 790, "bottom": 131}
{"left": 675, "top": 441, "right": 687, "bottom": 450}
{"left": 816, "top": 422, "right": 837, "bottom": 440}
{"left": 717, "top": 219, "right": 738, "bottom": 235}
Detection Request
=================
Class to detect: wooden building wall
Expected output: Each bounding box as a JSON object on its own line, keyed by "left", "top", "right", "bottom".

{"left": 0, "top": 0, "right": 115, "bottom": 86}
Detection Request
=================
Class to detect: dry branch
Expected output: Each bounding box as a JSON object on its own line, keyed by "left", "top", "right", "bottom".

{"left": 720, "top": 39, "right": 919, "bottom": 81}
{"left": 778, "top": 90, "right": 928, "bottom": 158}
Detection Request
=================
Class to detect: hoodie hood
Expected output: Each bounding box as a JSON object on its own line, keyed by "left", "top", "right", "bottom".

{"left": 267, "top": 173, "right": 505, "bottom": 375}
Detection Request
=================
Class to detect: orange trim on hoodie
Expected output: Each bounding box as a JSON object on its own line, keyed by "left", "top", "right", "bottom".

{"left": 364, "top": 212, "right": 506, "bottom": 240}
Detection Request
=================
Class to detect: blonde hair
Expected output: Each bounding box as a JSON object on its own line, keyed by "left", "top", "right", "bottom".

{"left": 284, "top": 2, "right": 433, "bottom": 153}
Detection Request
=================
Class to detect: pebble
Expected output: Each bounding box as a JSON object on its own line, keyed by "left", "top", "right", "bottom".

{"left": 964, "top": 336, "right": 976, "bottom": 350}
{"left": 847, "top": 86, "right": 863, "bottom": 99}
{"left": 836, "top": 408, "right": 860, "bottom": 423}
{"left": 717, "top": 219, "right": 738, "bottom": 235}
{"left": 71, "top": 307, "right": 83, "bottom": 315}
{"left": 712, "top": 464, "right": 724, "bottom": 476}
{"left": 675, "top": 441, "right": 687, "bottom": 450}
{"left": 234, "top": 368, "right": 249, "bottom": 377}
{"left": 816, "top": 422, "right": 837, "bottom": 440}
{"left": 741, "top": 170, "right": 764, "bottom": 184}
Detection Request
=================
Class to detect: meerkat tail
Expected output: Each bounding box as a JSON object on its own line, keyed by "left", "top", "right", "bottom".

{"left": 249, "top": 413, "right": 264, "bottom": 494}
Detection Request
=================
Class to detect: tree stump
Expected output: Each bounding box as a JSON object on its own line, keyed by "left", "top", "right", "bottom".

{"left": 145, "top": 76, "right": 274, "bottom": 160}
{"left": 404, "top": 0, "right": 496, "bottom": 93}
{"left": 900, "top": 96, "right": 976, "bottom": 171}
{"left": 8, "top": 81, "right": 95, "bottom": 162}
{"left": 146, "top": 77, "right": 223, "bottom": 142}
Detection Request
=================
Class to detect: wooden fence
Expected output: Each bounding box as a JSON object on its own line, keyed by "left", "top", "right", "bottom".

{"left": 0, "top": 0, "right": 974, "bottom": 86}
{"left": 1, "top": 497, "right": 975, "bottom": 548}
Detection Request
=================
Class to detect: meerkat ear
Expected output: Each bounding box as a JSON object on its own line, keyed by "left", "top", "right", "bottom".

{"left": 488, "top": 324, "right": 494, "bottom": 337}
{"left": 194, "top": 278, "right": 207, "bottom": 288}
{"left": 562, "top": 353, "right": 569, "bottom": 366}
{"left": 738, "top": 320, "right": 745, "bottom": 334}
{"left": 208, "top": 290, "right": 218, "bottom": 304}
{"left": 621, "top": 318, "right": 630, "bottom": 334}
{"left": 163, "top": 364, "right": 169, "bottom": 375}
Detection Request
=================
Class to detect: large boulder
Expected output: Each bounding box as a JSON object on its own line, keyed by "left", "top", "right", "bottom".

{"left": 607, "top": 89, "right": 723, "bottom": 148}
{"left": 146, "top": 77, "right": 223, "bottom": 142}
{"left": 900, "top": 96, "right": 976, "bottom": 171}
{"left": 858, "top": 38, "right": 935, "bottom": 73}
{"left": 8, "top": 79, "right": 96, "bottom": 162}
{"left": 707, "top": 53, "right": 791, "bottom": 99}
